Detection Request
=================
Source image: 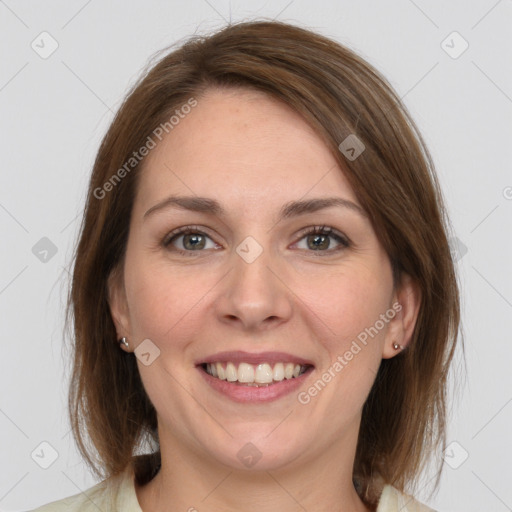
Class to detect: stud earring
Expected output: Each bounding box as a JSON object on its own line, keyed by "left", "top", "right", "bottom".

{"left": 119, "top": 337, "right": 129, "bottom": 349}
{"left": 392, "top": 342, "right": 402, "bottom": 350}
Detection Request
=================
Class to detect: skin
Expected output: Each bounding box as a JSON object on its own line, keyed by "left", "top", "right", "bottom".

{"left": 109, "top": 88, "right": 420, "bottom": 512}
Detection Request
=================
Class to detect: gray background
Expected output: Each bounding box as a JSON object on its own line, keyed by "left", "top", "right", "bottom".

{"left": 1, "top": 1, "right": 511, "bottom": 511}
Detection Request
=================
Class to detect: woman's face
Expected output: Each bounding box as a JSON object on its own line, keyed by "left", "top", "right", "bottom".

{"left": 109, "top": 88, "right": 419, "bottom": 472}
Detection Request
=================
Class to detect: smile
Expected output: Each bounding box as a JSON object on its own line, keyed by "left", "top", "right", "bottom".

{"left": 196, "top": 351, "right": 315, "bottom": 402}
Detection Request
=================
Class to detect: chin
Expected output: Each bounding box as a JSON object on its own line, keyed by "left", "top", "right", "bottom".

{"left": 199, "top": 429, "right": 307, "bottom": 472}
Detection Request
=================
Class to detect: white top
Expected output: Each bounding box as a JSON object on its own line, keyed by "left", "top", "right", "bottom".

{"left": 31, "top": 466, "right": 436, "bottom": 512}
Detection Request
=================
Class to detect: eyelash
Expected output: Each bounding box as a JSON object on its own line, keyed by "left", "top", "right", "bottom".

{"left": 293, "top": 225, "right": 350, "bottom": 254}
{"left": 162, "top": 225, "right": 217, "bottom": 256}
{"left": 162, "top": 225, "right": 350, "bottom": 256}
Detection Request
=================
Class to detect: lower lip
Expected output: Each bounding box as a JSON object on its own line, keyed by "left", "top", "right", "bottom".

{"left": 198, "top": 366, "right": 314, "bottom": 403}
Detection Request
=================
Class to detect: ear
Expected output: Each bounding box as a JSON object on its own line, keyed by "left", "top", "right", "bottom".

{"left": 382, "top": 273, "right": 421, "bottom": 359}
{"left": 107, "top": 266, "right": 132, "bottom": 351}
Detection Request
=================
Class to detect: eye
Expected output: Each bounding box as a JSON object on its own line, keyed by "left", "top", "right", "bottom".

{"left": 294, "top": 226, "right": 350, "bottom": 253}
{"left": 163, "top": 226, "right": 220, "bottom": 253}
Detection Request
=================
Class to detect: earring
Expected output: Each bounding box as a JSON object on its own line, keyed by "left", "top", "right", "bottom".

{"left": 392, "top": 342, "right": 402, "bottom": 350}
{"left": 119, "top": 337, "right": 129, "bottom": 349}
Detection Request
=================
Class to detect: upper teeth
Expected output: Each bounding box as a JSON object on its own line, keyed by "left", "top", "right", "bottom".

{"left": 205, "top": 362, "right": 306, "bottom": 384}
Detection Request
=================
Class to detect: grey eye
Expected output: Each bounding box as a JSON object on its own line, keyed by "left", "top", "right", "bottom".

{"left": 306, "top": 233, "right": 331, "bottom": 250}
{"left": 165, "top": 230, "right": 217, "bottom": 251}
{"left": 182, "top": 233, "right": 207, "bottom": 250}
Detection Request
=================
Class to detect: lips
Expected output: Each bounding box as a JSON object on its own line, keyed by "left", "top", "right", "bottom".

{"left": 196, "top": 351, "right": 314, "bottom": 402}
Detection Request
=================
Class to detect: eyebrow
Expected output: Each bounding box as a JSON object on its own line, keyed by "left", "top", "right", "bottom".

{"left": 143, "top": 195, "right": 366, "bottom": 220}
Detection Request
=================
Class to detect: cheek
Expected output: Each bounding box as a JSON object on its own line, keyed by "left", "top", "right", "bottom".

{"left": 295, "top": 264, "right": 392, "bottom": 342}
{"left": 124, "top": 257, "right": 215, "bottom": 343}
{"left": 292, "top": 260, "right": 393, "bottom": 408}
{"left": 301, "top": 274, "right": 389, "bottom": 416}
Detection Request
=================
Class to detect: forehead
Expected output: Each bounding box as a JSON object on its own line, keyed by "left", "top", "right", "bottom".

{"left": 134, "top": 88, "right": 358, "bottom": 214}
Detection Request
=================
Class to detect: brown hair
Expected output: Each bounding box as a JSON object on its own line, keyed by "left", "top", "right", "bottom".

{"left": 66, "top": 20, "right": 460, "bottom": 507}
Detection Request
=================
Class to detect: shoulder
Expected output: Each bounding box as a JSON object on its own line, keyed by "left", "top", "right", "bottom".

{"left": 377, "top": 484, "right": 437, "bottom": 512}
{"left": 30, "top": 478, "right": 110, "bottom": 512}
{"left": 30, "top": 466, "right": 141, "bottom": 512}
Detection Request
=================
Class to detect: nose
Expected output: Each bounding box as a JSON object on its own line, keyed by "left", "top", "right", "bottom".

{"left": 214, "top": 244, "right": 293, "bottom": 331}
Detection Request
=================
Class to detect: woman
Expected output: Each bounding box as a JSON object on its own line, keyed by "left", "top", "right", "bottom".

{"left": 33, "top": 20, "right": 460, "bottom": 512}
